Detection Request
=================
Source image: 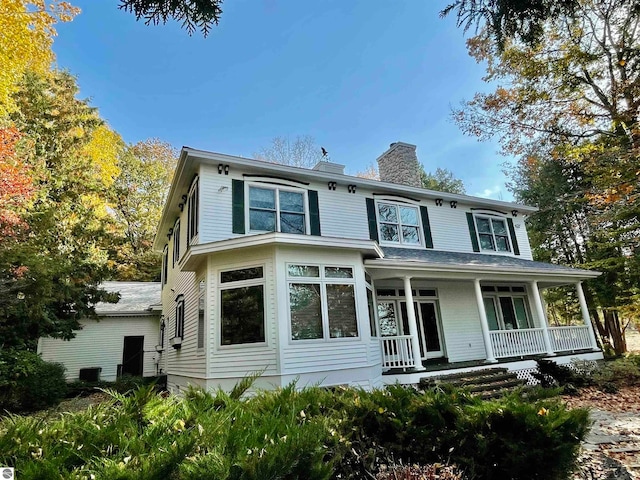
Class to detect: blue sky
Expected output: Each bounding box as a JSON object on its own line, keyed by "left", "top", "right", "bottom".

{"left": 52, "top": 0, "right": 513, "bottom": 200}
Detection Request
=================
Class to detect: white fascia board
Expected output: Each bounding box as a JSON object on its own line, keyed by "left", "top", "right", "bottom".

{"left": 181, "top": 233, "right": 383, "bottom": 271}
{"left": 93, "top": 310, "right": 160, "bottom": 318}
{"left": 364, "top": 259, "right": 601, "bottom": 281}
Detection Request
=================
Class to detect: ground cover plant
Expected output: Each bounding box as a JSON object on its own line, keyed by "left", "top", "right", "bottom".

{"left": 0, "top": 380, "right": 589, "bottom": 480}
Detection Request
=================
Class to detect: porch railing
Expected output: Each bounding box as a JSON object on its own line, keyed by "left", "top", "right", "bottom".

{"left": 380, "top": 335, "right": 416, "bottom": 370}
{"left": 490, "top": 328, "right": 547, "bottom": 358}
{"left": 548, "top": 325, "right": 591, "bottom": 352}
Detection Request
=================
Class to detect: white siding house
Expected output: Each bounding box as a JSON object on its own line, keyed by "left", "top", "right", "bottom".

{"left": 153, "top": 142, "right": 603, "bottom": 393}
{"left": 38, "top": 282, "right": 162, "bottom": 382}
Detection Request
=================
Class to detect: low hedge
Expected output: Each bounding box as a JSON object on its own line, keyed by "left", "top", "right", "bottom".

{"left": 0, "top": 382, "right": 589, "bottom": 480}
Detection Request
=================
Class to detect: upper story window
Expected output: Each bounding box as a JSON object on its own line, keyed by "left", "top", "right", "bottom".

{"left": 172, "top": 220, "right": 181, "bottom": 265}
{"left": 376, "top": 202, "right": 422, "bottom": 246}
{"left": 162, "top": 245, "right": 168, "bottom": 286}
{"left": 187, "top": 176, "right": 199, "bottom": 242}
{"left": 248, "top": 185, "right": 306, "bottom": 234}
{"left": 475, "top": 216, "right": 510, "bottom": 252}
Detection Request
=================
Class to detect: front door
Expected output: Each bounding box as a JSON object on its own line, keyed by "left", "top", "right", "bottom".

{"left": 401, "top": 301, "right": 444, "bottom": 359}
{"left": 122, "top": 336, "right": 144, "bottom": 376}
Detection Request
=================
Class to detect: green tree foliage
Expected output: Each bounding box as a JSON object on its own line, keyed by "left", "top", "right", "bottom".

{"left": 442, "top": 0, "right": 581, "bottom": 48}
{"left": 420, "top": 166, "right": 466, "bottom": 194}
{"left": 456, "top": 0, "right": 640, "bottom": 353}
{"left": 118, "top": 0, "right": 224, "bottom": 36}
{"left": 110, "top": 139, "right": 177, "bottom": 281}
{"left": 0, "top": 71, "right": 117, "bottom": 349}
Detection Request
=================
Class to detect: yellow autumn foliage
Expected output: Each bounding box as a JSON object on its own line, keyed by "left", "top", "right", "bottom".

{"left": 0, "top": 0, "right": 79, "bottom": 117}
{"left": 81, "top": 124, "right": 124, "bottom": 188}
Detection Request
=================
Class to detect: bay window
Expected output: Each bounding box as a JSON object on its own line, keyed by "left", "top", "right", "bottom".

{"left": 288, "top": 265, "right": 358, "bottom": 340}
{"left": 220, "top": 266, "right": 265, "bottom": 346}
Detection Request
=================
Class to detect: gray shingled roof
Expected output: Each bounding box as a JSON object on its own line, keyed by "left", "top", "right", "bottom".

{"left": 96, "top": 281, "right": 161, "bottom": 314}
{"left": 378, "top": 247, "right": 598, "bottom": 276}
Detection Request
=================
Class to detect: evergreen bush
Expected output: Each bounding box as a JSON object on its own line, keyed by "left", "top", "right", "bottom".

{"left": 0, "top": 380, "right": 589, "bottom": 480}
{"left": 0, "top": 349, "right": 67, "bottom": 412}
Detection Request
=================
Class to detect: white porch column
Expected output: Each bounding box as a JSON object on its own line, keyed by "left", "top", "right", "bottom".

{"left": 576, "top": 281, "right": 600, "bottom": 350}
{"left": 403, "top": 276, "right": 425, "bottom": 371}
{"left": 473, "top": 279, "right": 497, "bottom": 363}
{"left": 530, "top": 281, "right": 555, "bottom": 356}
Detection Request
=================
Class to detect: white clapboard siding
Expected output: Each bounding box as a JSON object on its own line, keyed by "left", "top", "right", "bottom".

{"left": 199, "top": 164, "right": 237, "bottom": 244}
{"left": 316, "top": 186, "right": 369, "bottom": 240}
{"left": 426, "top": 205, "right": 474, "bottom": 253}
{"left": 437, "top": 282, "right": 487, "bottom": 362}
{"left": 207, "top": 249, "right": 279, "bottom": 378}
{"left": 38, "top": 315, "right": 160, "bottom": 381}
{"left": 165, "top": 270, "right": 206, "bottom": 377}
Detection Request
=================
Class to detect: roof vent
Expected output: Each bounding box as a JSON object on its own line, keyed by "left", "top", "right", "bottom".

{"left": 312, "top": 161, "right": 345, "bottom": 175}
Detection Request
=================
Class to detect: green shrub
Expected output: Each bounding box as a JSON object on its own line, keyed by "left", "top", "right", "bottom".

{"left": 0, "top": 349, "right": 67, "bottom": 412}
{"left": 0, "top": 380, "right": 589, "bottom": 480}
{"left": 592, "top": 355, "right": 640, "bottom": 388}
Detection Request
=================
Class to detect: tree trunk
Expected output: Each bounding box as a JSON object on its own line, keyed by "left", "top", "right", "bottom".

{"left": 603, "top": 309, "right": 627, "bottom": 355}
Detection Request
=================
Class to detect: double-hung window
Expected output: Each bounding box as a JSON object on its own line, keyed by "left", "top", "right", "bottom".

{"left": 376, "top": 202, "right": 422, "bottom": 246}
{"left": 475, "top": 216, "right": 510, "bottom": 252}
{"left": 220, "top": 266, "right": 266, "bottom": 346}
{"left": 249, "top": 186, "right": 306, "bottom": 234}
{"left": 197, "top": 280, "right": 205, "bottom": 350}
{"left": 162, "top": 245, "right": 168, "bottom": 286}
{"left": 288, "top": 265, "right": 358, "bottom": 340}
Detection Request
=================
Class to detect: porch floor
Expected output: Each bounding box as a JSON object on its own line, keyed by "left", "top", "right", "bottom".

{"left": 382, "top": 349, "right": 595, "bottom": 375}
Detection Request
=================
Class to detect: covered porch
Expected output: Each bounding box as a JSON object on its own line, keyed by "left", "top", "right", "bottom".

{"left": 365, "top": 248, "right": 601, "bottom": 372}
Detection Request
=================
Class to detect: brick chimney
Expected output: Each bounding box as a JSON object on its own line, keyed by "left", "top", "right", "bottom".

{"left": 376, "top": 142, "right": 421, "bottom": 188}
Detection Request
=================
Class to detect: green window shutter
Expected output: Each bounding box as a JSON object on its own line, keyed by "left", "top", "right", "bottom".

{"left": 507, "top": 218, "right": 520, "bottom": 255}
{"left": 466, "top": 212, "right": 480, "bottom": 252}
{"left": 232, "top": 179, "right": 245, "bottom": 234}
{"left": 308, "top": 190, "right": 321, "bottom": 236}
{"left": 365, "top": 198, "right": 379, "bottom": 242}
{"left": 420, "top": 206, "right": 434, "bottom": 249}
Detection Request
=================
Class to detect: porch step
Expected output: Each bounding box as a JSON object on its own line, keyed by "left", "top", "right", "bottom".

{"left": 418, "top": 368, "right": 527, "bottom": 399}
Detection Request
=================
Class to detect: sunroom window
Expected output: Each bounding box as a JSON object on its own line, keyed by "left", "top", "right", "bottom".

{"left": 249, "top": 186, "right": 306, "bottom": 234}
{"left": 287, "top": 265, "right": 358, "bottom": 340}
{"left": 376, "top": 202, "right": 421, "bottom": 245}
{"left": 475, "top": 216, "right": 510, "bottom": 252}
{"left": 220, "top": 266, "right": 265, "bottom": 346}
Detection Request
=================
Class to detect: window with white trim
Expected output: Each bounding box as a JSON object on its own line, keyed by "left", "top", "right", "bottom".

{"left": 188, "top": 176, "right": 199, "bottom": 242}
{"left": 161, "top": 245, "right": 168, "bottom": 286}
{"left": 220, "top": 266, "right": 265, "bottom": 346}
{"left": 287, "top": 265, "right": 358, "bottom": 340}
{"left": 175, "top": 295, "right": 185, "bottom": 339}
{"left": 248, "top": 185, "right": 306, "bottom": 234}
{"left": 197, "top": 280, "right": 205, "bottom": 350}
{"left": 376, "top": 202, "right": 422, "bottom": 246}
{"left": 474, "top": 216, "right": 511, "bottom": 252}
{"left": 172, "top": 220, "right": 181, "bottom": 265}
{"left": 482, "top": 285, "right": 532, "bottom": 330}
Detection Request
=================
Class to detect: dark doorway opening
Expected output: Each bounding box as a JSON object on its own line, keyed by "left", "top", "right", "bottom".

{"left": 122, "top": 336, "right": 144, "bottom": 376}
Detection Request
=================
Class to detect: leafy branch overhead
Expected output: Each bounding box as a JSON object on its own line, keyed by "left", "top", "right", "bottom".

{"left": 118, "top": 0, "right": 224, "bottom": 36}
{"left": 442, "top": 0, "right": 580, "bottom": 47}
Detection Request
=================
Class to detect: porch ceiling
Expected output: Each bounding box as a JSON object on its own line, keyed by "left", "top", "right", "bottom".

{"left": 364, "top": 247, "right": 600, "bottom": 285}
